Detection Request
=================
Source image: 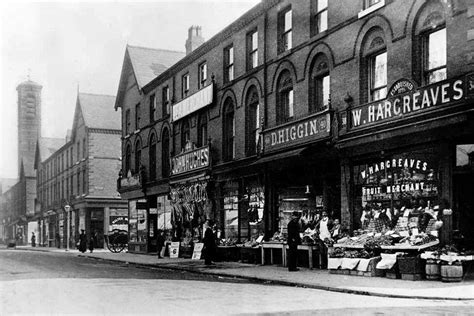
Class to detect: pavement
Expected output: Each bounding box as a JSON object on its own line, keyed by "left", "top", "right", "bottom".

{"left": 7, "top": 245, "right": 474, "bottom": 301}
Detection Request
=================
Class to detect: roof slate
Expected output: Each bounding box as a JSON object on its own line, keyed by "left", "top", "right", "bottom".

{"left": 127, "top": 45, "right": 185, "bottom": 89}
{"left": 78, "top": 93, "right": 121, "bottom": 130}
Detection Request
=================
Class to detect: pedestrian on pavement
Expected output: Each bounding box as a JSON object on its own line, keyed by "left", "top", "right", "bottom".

{"left": 89, "top": 231, "right": 96, "bottom": 253}
{"left": 157, "top": 230, "right": 165, "bottom": 258}
{"left": 31, "top": 232, "right": 36, "bottom": 247}
{"left": 78, "top": 229, "right": 87, "bottom": 253}
{"left": 287, "top": 211, "right": 301, "bottom": 272}
{"left": 202, "top": 220, "right": 216, "bottom": 266}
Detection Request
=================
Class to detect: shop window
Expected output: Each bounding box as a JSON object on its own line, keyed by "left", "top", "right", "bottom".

{"left": 149, "top": 134, "right": 157, "bottom": 181}
{"left": 125, "top": 144, "right": 131, "bottom": 174}
{"left": 312, "top": 0, "right": 328, "bottom": 36}
{"left": 240, "top": 182, "right": 265, "bottom": 241}
{"left": 309, "top": 54, "right": 330, "bottom": 113}
{"left": 149, "top": 94, "right": 156, "bottom": 123}
{"left": 246, "top": 86, "right": 260, "bottom": 156}
{"left": 197, "top": 112, "right": 208, "bottom": 148}
{"left": 278, "top": 7, "right": 292, "bottom": 53}
{"left": 276, "top": 70, "right": 294, "bottom": 125}
{"left": 161, "top": 128, "right": 170, "bottom": 178}
{"left": 129, "top": 200, "right": 147, "bottom": 243}
{"left": 222, "top": 186, "right": 239, "bottom": 240}
{"left": 247, "top": 30, "right": 258, "bottom": 70}
{"left": 223, "top": 98, "right": 235, "bottom": 161}
{"left": 156, "top": 195, "right": 172, "bottom": 232}
{"left": 423, "top": 27, "right": 446, "bottom": 84}
{"left": 456, "top": 145, "right": 474, "bottom": 167}
{"left": 199, "top": 62, "right": 207, "bottom": 89}
{"left": 224, "top": 45, "right": 234, "bottom": 83}
{"left": 352, "top": 151, "right": 439, "bottom": 232}
{"left": 134, "top": 140, "right": 141, "bottom": 173}
{"left": 180, "top": 119, "right": 190, "bottom": 151}
{"left": 162, "top": 86, "right": 170, "bottom": 118}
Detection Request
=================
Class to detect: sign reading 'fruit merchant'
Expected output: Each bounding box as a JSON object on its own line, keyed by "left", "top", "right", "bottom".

{"left": 350, "top": 75, "right": 470, "bottom": 129}
{"left": 171, "top": 145, "right": 210, "bottom": 176}
{"left": 263, "top": 112, "right": 331, "bottom": 153}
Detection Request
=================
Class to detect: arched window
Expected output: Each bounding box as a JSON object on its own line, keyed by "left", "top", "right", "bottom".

{"left": 361, "top": 27, "right": 387, "bottom": 102}
{"left": 180, "top": 119, "right": 190, "bottom": 151}
{"left": 223, "top": 98, "right": 235, "bottom": 161}
{"left": 309, "top": 54, "right": 330, "bottom": 113}
{"left": 413, "top": 1, "right": 446, "bottom": 85}
{"left": 197, "top": 112, "right": 208, "bottom": 148}
{"left": 276, "top": 70, "right": 294, "bottom": 125}
{"left": 149, "top": 133, "right": 157, "bottom": 181}
{"left": 246, "top": 86, "right": 260, "bottom": 156}
{"left": 134, "top": 139, "right": 141, "bottom": 173}
{"left": 162, "top": 128, "right": 170, "bottom": 178}
{"left": 125, "top": 144, "right": 131, "bottom": 174}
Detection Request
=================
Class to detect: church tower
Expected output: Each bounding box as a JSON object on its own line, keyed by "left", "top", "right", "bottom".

{"left": 17, "top": 79, "right": 42, "bottom": 178}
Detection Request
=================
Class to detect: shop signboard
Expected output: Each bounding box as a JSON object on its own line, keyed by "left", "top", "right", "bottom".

{"left": 109, "top": 216, "right": 128, "bottom": 232}
{"left": 172, "top": 83, "right": 213, "bottom": 122}
{"left": 171, "top": 145, "right": 210, "bottom": 176}
{"left": 169, "top": 242, "right": 180, "bottom": 258}
{"left": 120, "top": 170, "right": 140, "bottom": 188}
{"left": 263, "top": 112, "right": 331, "bottom": 153}
{"left": 350, "top": 74, "right": 472, "bottom": 130}
{"left": 192, "top": 243, "right": 204, "bottom": 260}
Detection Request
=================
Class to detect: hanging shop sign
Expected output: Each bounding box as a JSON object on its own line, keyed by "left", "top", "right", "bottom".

{"left": 263, "top": 112, "right": 331, "bottom": 153}
{"left": 350, "top": 74, "right": 471, "bottom": 129}
{"left": 120, "top": 170, "right": 140, "bottom": 188}
{"left": 171, "top": 145, "right": 210, "bottom": 176}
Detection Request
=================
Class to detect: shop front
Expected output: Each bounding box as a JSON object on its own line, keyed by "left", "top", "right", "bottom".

{"left": 331, "top": 73, "right": 474, "bottom": 280}
{"left": 168, "top": 143, "right": 212, "bottom": 257}
{"left": 257, "top": 110, "right": 338, "bottom": 268}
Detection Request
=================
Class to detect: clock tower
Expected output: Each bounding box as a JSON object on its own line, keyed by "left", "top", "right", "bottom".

{"left": 16, "top": 79, "right": 42, "bottom": 178}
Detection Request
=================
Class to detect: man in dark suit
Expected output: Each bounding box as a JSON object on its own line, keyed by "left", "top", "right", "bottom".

{"left": 287, "top": 211, "right": 301, "bottom": 271}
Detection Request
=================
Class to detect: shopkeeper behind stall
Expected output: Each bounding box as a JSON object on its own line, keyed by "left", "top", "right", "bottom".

{"left": 317, "top": 211, "right": 333, "bottom": 241}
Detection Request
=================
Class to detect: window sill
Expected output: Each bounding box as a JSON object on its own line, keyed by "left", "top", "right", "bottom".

{"left": 358, "top": 0, "right": 385, "bottom": 19}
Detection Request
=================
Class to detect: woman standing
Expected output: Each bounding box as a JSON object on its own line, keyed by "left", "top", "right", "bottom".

{"left": 202, "top": 220, "right": 216, "bottom": 266}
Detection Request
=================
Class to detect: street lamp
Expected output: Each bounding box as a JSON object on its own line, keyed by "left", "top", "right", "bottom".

{"left": 64, "top": 205, "right": 71, "bottom": 251}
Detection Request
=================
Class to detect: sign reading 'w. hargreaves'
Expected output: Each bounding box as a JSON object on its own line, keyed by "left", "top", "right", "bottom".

{"left": 350, "top": 74, "right": 472, "bottom": 130}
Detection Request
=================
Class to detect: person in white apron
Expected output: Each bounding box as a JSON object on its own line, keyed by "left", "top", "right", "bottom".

{"left": 318, "top": 211, "right": 333, "bottom": 241}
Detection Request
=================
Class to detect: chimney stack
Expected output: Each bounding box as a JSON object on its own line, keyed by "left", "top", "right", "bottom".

{"left": 185, "top": 25, "right": 205, "bottom": 55}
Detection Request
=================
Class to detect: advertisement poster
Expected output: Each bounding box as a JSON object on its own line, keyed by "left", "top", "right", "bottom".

{"left": 192, "top": 243, "right": 204, "bottom": 260}
{"left": 169, "top": 242, "right": 180, "bottom": 258}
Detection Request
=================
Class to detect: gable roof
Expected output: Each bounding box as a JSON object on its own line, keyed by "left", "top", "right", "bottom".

{"left": 127, "top": 45, "right": 185, "bottom": 89}
{"left": 78, "top": 93, "right": 120, "bottom": 130}
{"left": 34, "top": 137, "right": 66, "bottom": 169}
{"left": 114, "top": 45, "right": 185, "bottom": 109}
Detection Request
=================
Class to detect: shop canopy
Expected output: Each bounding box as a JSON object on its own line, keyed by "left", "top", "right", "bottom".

{"left": 253, "top": 147, "right": 307, "bottom": 166}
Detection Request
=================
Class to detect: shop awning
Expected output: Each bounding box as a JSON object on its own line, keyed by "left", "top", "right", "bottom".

{"left": 169, "top": 172, "right": 210, "bottom": 185}
{"left": 253, "top": 147, "right": 307, "bottom": 165}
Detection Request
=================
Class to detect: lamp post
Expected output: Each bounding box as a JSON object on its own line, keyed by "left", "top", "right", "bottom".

{"left": 65, "top": 205, "right": 71, "bottom": 251}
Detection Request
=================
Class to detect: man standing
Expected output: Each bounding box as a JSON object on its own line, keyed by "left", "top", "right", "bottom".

{"left": 287, "top": 211, "right": 301, "bottom": 272}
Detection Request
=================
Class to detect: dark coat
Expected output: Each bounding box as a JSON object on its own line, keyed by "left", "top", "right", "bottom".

{"left": 287, "top": 218, "right": 301, "bottom": 247}
{"left": 203, "top": 227, "right": 216, "bottom": 263}
{"left": 78, "top": 233, "right": 87, "bottom": 253}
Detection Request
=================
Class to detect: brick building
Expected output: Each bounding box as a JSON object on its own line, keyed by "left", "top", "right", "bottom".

{"left": 116, "top": 0, "right": 474, "bottom": 254}
{"left": 35, "top": 92, "right": 127, "bottom": 248}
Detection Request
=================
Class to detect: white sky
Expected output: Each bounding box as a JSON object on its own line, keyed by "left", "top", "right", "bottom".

{"left": 0, "top": 0, "right": 259, "bottom": 179}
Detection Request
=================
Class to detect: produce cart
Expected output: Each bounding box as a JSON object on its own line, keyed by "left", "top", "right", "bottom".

{"left": 105, "top": 229, "right": 128, "bottom": 253}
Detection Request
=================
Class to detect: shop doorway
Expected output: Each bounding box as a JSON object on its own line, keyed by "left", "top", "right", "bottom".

{"left": 454, "top": 172, "right": 474, "bottom": 250}
{"left": 454, "top": 144, "right": 474, "bottom": 250}
{"left": 148, "top": 213, "right": 157, "bottom": 252}
{"left": 90, "top": 209, "right": 104, "bottom": 249}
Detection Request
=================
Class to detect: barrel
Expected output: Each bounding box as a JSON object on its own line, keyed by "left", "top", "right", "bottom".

{"left": 425, "top": 259, "right": 440, "bottom": 280}
{"left": 441, "top": 263, "right": 463, "bottom": 282}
